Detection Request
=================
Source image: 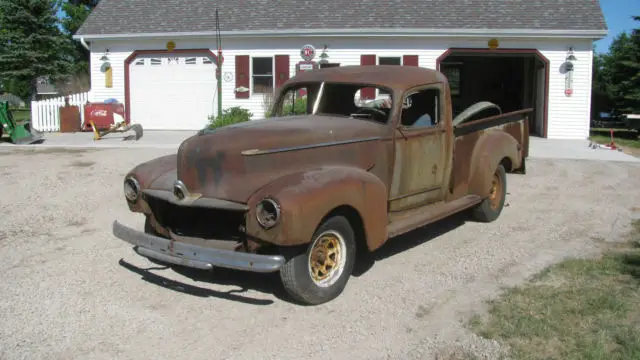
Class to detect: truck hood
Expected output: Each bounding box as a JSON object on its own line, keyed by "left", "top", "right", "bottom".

{"left": 145, "top": 115, "right": 385, "bottom": 203}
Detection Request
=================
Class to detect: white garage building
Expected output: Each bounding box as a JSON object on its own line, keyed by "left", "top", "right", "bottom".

{"left": 74, "top": 0, "right": 607, "bottom": 139}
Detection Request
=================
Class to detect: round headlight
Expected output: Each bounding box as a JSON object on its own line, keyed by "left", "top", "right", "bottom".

{"left": 256, "top": 198, "right": 281, "bottom": 229}
{"left": 124, "top": 177, "right": 140, "bottom": 202}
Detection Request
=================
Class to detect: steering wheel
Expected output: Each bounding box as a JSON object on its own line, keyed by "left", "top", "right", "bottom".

{"left": 352, "top": 107, "right": 388, "bottom": 122}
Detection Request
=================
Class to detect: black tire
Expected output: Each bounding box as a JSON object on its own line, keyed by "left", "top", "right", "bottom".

{"left": 280, "top": 215, "right": 357, "bottom": 305}
{"left": 471, "top": 164, "right": 507, "bottom": 222}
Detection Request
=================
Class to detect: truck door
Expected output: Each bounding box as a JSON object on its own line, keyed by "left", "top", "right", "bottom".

{"left": 388, "top": 84, "right": 448, "bottom": 212}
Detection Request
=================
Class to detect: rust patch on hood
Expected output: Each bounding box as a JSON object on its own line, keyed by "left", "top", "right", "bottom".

{"left": 173, "top": 115, "right": 386, "bottom": 202}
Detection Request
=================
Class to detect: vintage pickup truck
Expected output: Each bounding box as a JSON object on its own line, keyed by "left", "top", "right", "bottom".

{"left": 113, "top": 65, "right": 530, "bottom": 305}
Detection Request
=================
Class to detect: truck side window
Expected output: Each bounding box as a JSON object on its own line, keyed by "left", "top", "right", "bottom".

{"left": 280, "top": 87, "right": 310, "bottom": 116}
{"left": 401, "top": 88, "right": 441, "bottom": 128}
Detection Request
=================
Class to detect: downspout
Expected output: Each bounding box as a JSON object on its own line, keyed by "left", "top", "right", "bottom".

{"left": 79, "top": 37, "right": 90, "bottom": 51}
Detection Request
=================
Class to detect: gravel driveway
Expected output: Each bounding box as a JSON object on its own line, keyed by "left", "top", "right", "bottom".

{"left": 1, "top": 147, "right": 639, "bottom": 360}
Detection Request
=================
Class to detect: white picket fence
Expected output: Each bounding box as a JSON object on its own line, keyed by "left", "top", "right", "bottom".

{"left": 30, "top": 92, "right": 89, "bottom": 132}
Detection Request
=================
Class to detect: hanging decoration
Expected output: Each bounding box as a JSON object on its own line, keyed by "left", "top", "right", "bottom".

{"left": 564, "top": 47, "right": 577, "bottom": 97}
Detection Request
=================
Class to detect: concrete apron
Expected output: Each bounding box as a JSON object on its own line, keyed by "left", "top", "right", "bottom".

{"left": 529, "top": 137, "right": 640, "bottom": 163}
{"left": 0, "top": 130, "right": 197, "bottom": 150}
{"left": 2, "top": 131, "right": 639, "bottom": 163}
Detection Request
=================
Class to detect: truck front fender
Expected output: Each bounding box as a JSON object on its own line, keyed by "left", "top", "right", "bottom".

{"left": 244, "top": 166, "right": 388, "bottom": 251}
{"left": 467, "top": 130, "right": 522, "bottom": 198}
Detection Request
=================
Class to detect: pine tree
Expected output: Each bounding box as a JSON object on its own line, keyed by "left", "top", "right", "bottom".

{"left": 0, "top": 0, "right": 74, "bottom": 100}
{"left": 605, "top": 16, "right": 640, "bottom": 115}
{"left": 60, "top": 0, "right": 100, "bottom": 75}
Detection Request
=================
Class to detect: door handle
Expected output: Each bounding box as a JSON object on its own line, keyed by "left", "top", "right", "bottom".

{"left": 432, "top": 164, "right": 437, "bottom": 174}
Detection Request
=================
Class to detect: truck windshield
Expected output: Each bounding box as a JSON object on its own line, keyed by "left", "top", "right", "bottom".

{"left": 270, "top": 82, "right": 394, "bottom": 125}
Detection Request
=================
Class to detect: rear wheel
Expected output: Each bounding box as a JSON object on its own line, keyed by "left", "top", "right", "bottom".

{"left": 280, "top": 215, "right": 356, "bottom": 305}
{"left": 471, "top": 164, "right": 507, "bottom": 222}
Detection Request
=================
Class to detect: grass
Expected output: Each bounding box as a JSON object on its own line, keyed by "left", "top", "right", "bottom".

{"left": 590, "top": 128, "right": 640, "bottom": 149}
{"left": 469, "top": 219, "right": 640, "bottom": 360}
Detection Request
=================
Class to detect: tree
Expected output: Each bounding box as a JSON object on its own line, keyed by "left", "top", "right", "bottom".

{"left": 59, "top": 0, "right": 100, "bottom": 76}
{"left": 591, "top": 15, "right": 640, "bottom": 117}
{"left": 0, "top": 0, "right": 74, "bottom": 100}
{"left": 608, "top": 31, "right": 639, "bottom": 115}
{"left": 591, "top": 50, "right": 612, "bottom": 119}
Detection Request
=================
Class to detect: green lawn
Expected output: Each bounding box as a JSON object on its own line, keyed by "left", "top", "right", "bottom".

{"left": 590, "top": 128, "right": 640, "bottom": 149}
{"left": 468, "top": 219, "right": 640, "bottom": 360}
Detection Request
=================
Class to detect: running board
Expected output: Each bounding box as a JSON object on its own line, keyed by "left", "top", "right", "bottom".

{"left": 386, "top": 195, "right": 482, "bottom": 239}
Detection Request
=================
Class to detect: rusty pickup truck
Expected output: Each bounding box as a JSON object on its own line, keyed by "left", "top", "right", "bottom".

{"left": 113, "top": 65, "right": 529, "bottom": 305}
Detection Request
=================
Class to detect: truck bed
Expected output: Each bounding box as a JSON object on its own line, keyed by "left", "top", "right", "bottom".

{"left": 449, "top": 108, "right": 532, "bottom": 200}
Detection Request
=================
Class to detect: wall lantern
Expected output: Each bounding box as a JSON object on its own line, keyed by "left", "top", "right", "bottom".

{"left": 100, "top": 49, "right": 110, "bottom": 62}
{"left": 566, "top": 47, "right": 577, "bottom": 62}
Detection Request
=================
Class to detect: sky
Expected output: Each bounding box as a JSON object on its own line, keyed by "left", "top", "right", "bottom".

{"left": 594, "top": 0, "right": 640, "bottom": 53}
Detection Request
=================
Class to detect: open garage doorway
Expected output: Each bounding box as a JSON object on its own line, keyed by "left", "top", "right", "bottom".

{"left": 436, "top": 49, "right": 549, "bottom": 138}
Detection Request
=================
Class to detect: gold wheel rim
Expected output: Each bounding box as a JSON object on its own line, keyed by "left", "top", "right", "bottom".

{"left": 489, "top": 172, "right": 502, "bottom": 210}
{"left": 308, "top": 231, "right": 343, "bottom": 285}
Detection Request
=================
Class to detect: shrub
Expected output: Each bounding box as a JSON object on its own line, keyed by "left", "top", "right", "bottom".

{"left": 267, "top": 96, "right": 308, "bottom": 118}
{"left": 207, "top": 106, "right": 253, "bottom": 129}
{"left": 284, "top": 96, "right": 308, "bottom": 116}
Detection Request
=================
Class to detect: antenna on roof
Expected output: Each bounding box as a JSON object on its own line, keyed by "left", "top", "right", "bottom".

{"left": 215, "top": 8, "right": 223, "bottom": 118}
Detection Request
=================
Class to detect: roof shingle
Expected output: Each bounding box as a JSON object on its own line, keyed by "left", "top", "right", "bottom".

{"left": 76, "top": 0, "right": 607, "bottom": 36}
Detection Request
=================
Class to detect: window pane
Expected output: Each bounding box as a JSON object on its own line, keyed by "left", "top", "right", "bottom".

{"left": 253, "top": 76, "right": 273, "bottom": 93}
{"left": 400, "top": 88, "right": 441, "bottom": 128}
{"left": 279, "top": 88, "right": 309, "bottom": 116}
{"left": 252, "top": 57, "right": 273, "bottom": 76}
{"left": 379, "top": 57, "right": 401, "bottom": 65}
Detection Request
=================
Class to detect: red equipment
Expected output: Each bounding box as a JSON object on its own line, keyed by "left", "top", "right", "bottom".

{"left": 608, "top": 129, "right": 618, "bottom": 149}
{"left": 83, "top": 102, "right": 127, "bottom": 131}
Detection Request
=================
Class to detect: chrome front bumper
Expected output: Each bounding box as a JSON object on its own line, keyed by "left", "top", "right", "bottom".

{"left": 112, "top": 220, "right": 285, "bottom": 273}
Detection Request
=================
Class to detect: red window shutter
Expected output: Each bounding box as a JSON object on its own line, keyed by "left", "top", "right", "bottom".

{"left": 235, "top": 55, "right": 250, "bottom": 99}
{"left": 403, "top": 55, "right": 419, "bottom": 66}
{"left": 275, "top": 55, "right": 290, "bottom": 89}
{"left": 360, "top": 54, "right": 376, "bottom": 100}
{"left": 361, "top": 54, "right": 376, "bottom": 66}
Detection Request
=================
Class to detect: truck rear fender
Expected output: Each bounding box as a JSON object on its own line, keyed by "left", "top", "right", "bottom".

{"left": 467, "top": 131, "right": 521, "bottom": 198}
{"left": 244, "top": 166, "right": 388, "bottom": 251}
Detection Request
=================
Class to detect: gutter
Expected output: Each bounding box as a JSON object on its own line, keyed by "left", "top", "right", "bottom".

{"left": 72, "top": 28, "right": 609, "bottom": 41}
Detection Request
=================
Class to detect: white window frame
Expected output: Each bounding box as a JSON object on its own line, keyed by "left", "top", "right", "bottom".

{"left": 251, "top": 56, "right": 274, "bottom": 95}
{"left": 377, "top": 56, "right": 402, "bottom": 96}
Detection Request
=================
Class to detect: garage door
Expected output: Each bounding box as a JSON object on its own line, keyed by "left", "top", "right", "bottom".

{"left": 129, "top": 53, "right": 217, "bottom": 130}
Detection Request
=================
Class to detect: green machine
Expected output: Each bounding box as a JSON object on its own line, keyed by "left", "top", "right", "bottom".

{"left": 0, "top": 101, "right": 44, "bottom": 145}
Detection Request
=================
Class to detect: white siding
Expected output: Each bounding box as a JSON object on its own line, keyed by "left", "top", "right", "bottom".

{"left": 88, "top": 36, "right": 595, "bottom": 139}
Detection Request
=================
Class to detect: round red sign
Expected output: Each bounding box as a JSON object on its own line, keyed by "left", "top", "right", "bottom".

{"left": 300, "top": 44, "right": 316, "bottom": 61}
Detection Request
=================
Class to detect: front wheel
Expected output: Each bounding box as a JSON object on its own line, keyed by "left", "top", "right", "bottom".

{"left": 471, "top": 164, "right": 507, "bottom": 222}
{"left": 280, "top": 215, "right": 356, "bottom": 305}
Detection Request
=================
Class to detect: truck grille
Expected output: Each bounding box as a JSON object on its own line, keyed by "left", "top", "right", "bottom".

{"left": 146, "top": 195, "right": 246, "bottom": 241}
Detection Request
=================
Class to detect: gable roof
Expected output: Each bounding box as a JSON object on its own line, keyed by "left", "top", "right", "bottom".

{"left": 75, "top": 0, "right": 607, "bottom": 40}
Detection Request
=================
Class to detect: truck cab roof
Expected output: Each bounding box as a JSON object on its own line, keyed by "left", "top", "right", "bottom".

{"left": 286, "top": 65, "right": 449, "bottom": 92}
